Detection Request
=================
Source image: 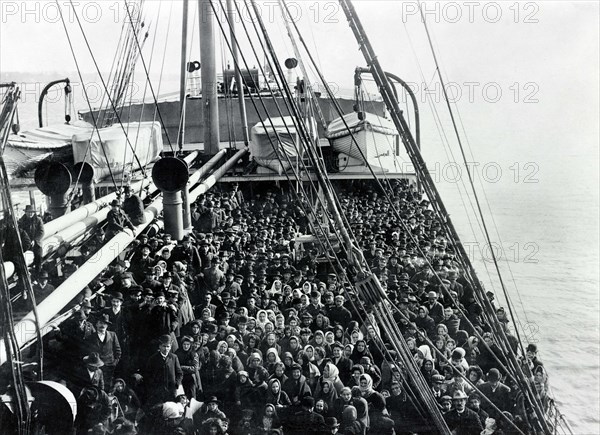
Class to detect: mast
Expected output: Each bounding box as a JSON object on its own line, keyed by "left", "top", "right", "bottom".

{"left": 198, "top": 0, "right": 220, "bottom": 155}
{"left": 178, "top": 0, "right": 189, "bottom": 149}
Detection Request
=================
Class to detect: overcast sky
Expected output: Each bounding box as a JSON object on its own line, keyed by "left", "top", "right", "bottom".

{"left": 1, "top": 1, "right": 598, "bottom": 161}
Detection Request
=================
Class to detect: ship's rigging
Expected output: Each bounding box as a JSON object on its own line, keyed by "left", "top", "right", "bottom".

{"left": 0, "top": 1, "right": 575, "bottom": 433}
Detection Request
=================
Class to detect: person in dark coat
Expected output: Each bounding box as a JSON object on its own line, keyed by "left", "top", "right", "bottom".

{"left": 171, "top": 235, "right": 202, "bottom": 274}
{"left": 328, "top": 295, "right": 353, "bottom": 330}
{"left": 59, "top": 309, "right": 96, "bottom": 365}
{"left": 282, "top": 363, "right": 312, "bottom": 407}
{"left": 282, "top": 396, "right": 325, "bottom": 435}
{"left": 144, "top": 334, "right": 183, "bottom": 406}
{"left": 105, "top": 199, "right": 135, "bottom": 240}
{"left": 122, "top": 185, "right": 146, "bottom": 225}
{"left": 331, "top": 342, "right": 353, "bottom": 386}
{"left": 175, "top": 336, "right": 200, "bottom": 400}
{"left": 423, "top": 291, "right": 444, "bottom": 325}
{"left": 32, "top": 271, "right": 55, "bottom": 302}
{"left": 74, "top": 386, "right": 111, "bottom": 435}
{"left": 443, "top": 390, "right": 483, "bottom": 435}
{"left": 70, "top": 352, "right": 105, "bottom": 395}
{"left": 18, "top": 204, "right": 44, "bottom": 271}
{"left": 368, "top": 393, "right": 395, "bottom": 435}
{"left": 478, "top": 368, "right": 512, "bottom": 418}
{"left": 85, "top": 314, "right": 121, "bottom": 389}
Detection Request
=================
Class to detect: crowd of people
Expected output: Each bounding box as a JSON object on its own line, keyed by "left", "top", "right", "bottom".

{"left": 31, "top": 179, "right": 549, "bottom": 435}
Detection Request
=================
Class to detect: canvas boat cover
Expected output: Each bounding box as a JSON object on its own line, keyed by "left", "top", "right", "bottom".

{"left": 72, "top": 121, "right": 162, "bottom": 179}
{"left": 6, "top": 121, "right": 94, "bottom": 151}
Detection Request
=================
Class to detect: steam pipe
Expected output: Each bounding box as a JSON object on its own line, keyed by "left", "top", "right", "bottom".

{"left": 187, "top": 148, "right": 227, "bottom": 187}
{"left": 188, "top": 148, "right": 247, "bottom": 202}
{"left": 44, "top": 152, "right": 197, "bottom": 239}
{"left": 1, "top": 150, "right": 240, "bottom": 364}
{"left": 2, "top": 153, "right": 199, "bottom": 278}
{"left": 0, "top": 195, "right": 163, "bottom": 364}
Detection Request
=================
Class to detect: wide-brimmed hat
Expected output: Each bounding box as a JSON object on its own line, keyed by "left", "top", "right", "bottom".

{"left": 83, "top": 353, "right": 104, "bottom": 368}
{"left": 24, "top": 205, "right": 35, "bottom": 213}
{"left": 96, "top": 314, "right": 112, "bottom": 325}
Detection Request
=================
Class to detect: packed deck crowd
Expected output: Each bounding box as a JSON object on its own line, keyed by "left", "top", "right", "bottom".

{"left": 30, "top": 179, "right": 549, "bottom": 434}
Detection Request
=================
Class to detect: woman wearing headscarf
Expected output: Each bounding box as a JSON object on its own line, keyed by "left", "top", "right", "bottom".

{"left": 349, "top": 340, "right": 371, "bottom": 365}
{"left": 309, "top": 330, "right": 331, "bottom": 356}
{"left": 268, "top": 280, "right": 283, "bottom": 297}
{"left": 282, "top": 363, "right": 312, "bottom": 407}
{"left": 264, "top": 347, "right": 281, "bottom": 374}
{"left": 246, "top": 352, "right": 263, "bottom": 381}
{"left": 256, "top": 310, "right": 270, "bottom": 331}
{"left": 260, "top": 332, "right": 281, "bottom": 357}
{"left": 350, "top": 386, "right": 370, "bottom": 432}
{"left": 332, "top": 387, "right": 353, "bottom": 422}
{"left": 341, "top": 405, "right": 366, "bottom": 435}
{"left": 299, "top": 350, "right": 320, "bottom": 392}
{"left": 266, "top": 378, "right": 292, "bottom": 410}
{"left": 257, "top": 403, "right": 282, "bottom": 433}
{"left": 414, "top": 344, "right": 434, "bottom": 368}
{"left": 333, "top": 325, "right": 348, "bottom": 345}
{"left": 420, "top": 357, "right": 439, "bottom": 387}
{"left": 269, "top": 361, "right": 288, "bottom": 386}
{"left": 415, "top": 306, "right": 436, "bottom": 337}
{"left": 314, "top": 379, "right": 339, "bottom": 413}
{"left": 319, "top": 361, "right": 345, "bottom": 394}
{"left": 215, "top": 354, "right": 237, "bottom": 406}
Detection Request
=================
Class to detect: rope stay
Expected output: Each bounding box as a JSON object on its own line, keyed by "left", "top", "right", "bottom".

{"left": 338, "top": 0, "right": 554, "bottom": 431}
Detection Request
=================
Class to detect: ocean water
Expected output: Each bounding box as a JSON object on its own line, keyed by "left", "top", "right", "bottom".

{"left": 4, "top": 76, "right": 599, "bottom": 433}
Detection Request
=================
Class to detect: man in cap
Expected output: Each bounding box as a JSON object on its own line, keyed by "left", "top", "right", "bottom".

{"left": 129, "top": 243, "right": 155, "bottom": 283}
{"left": 70, "top": 352, "right": 105, "bottom": 394}
{"left": 431, "top": 374, "right": 447, "bottom": 400}
{"left": 424, "top": 290, "right": 444, "bottom": 324}
{"left": 328, "top": 295, "right": 353, "bottom": 330}
{"left": 140, "top": 268, "right": 162, "bottom": 293}
{"left": 18, "top": 204, "right": 44, "bottom": 272}
{"left": 59, "top": 309, "right": 95, "bottom": 366}
{"left": 196, "top": 199, "right": 219, "bottom": 233}
{"left": 324, "top": 417, "right": 340, "bottom": 434}
{"left": 466, "top": 392, "right": 489, "bottom": 427}
{"left": 33, "top": 270, "right": 55, "bottom": 301}
{"left": 144, "top": 334, "right": 183, "bottom": 406}
{"left": 101, "top": 292, "right": 128, "bottom": 352}
{"left": 443, "top": 390, "right": 483, "bottom": 434}
{"left": 122, "top": 185, "right": 145, "bottom": 226}
{"left": 478, "top": 368, "right": 511, "bottom": 418}
{"left": 170, "top": 235, "right": 202, "bottom": 274}
{"left": 85, "top": 314, "right": 121, "bottom": 389}
{"left": 105, "top": 199, "right": 136, "bottom": 241}
{"left": 200, "top": 257, "right": 226, "bottom": 294}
